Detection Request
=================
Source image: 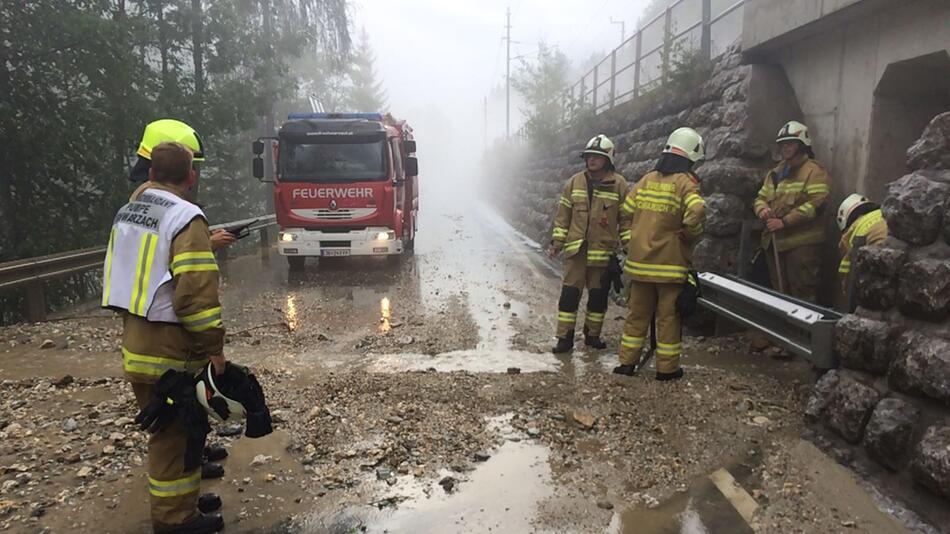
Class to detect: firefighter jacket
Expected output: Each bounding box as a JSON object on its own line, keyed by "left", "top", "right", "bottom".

{"left": 104, "top": 182, "right": 225, "bottom": 383}
{"left": 754, "top": 159, "right": 830, "bottom": 252}
{"left": 838, "top": 209, "right": 887, "bottom": 277}
{"left": 621, "top": 170, "right": 706, "bottom": 284}
{"left": 551, "top": 171, "right": 630, "bottom": 266}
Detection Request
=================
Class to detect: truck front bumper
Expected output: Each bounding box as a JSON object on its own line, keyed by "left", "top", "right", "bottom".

{"left": 277, "top": 227, "right": 403, "bottom": 257}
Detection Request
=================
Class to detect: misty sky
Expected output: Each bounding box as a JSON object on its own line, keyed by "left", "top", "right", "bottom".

{"left": 352, "top": 0, "right": 653, "bottom": 178}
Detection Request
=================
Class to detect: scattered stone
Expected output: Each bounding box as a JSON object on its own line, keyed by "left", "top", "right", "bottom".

{"left": 572, "top": 410, "right": 597, "bottom": 430}
{"left": 473, "top": 451, "right": 491, "bottom": 462}
{"left": 751, "top": 416, "right": 771, "bottom": 426}
{"left": 65, "top": 453, "right": 81, "bottom": 464}
{"left": 910, "top": 423, "right": 950, "bottom": 499}
{"left": 526, "top": 427, "right": 541, "bottom": 438}
{"left": 76, "top": 467, "right": 93, "bottom": 478}
{"left": 596, "top": 500, "right": 614, "bottom": 510}
{"left": 386, "top": 415, "right": 404, "bottom": 425}
{"left": 102, "top": 445, "right": 116, "bottom": 455}
{"left": 506, "top": 367, "right": 521, "bottom": 375}
{"left": 863, "top": 398, "right": 920, "bottom": 471}
{"left": 250, "top": 455, "right": 272, "bottom": 467}
{"left": 502, "top": 302, "right": 511, "bottom": 309}
{"left": 317, "top": 333, "right": 331, "bottom": 341}
{"left": 62, "top": 418, "right": 78, "bottom": 432}
{"left": 52, "top": 375, "right": 74, "bottom": 388}
{"left": 217, "top": 424, "right": 243, "bottom": 437}
{"left": 398, "top": 336, "right": 414, "bottom": 346}
{"left": 376, "top": 468, "right": 392, "bottom": 481}
{"left": 40, "top": 339, "right": 55, "bottom": 349}
{"left": 438, "top": 476, "right": 457, "bottom": 494}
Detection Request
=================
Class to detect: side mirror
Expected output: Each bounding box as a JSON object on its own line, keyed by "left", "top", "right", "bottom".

{"left": 403, "top": 140, "right": 417, "bottom": 154}
{"left": 252, "top": 157, "right": 264, "bottom": 180}
{"left": 252, "top": 140, "right": 265, "bottom": 156}
{"left": 405, "top": 156, "right": 418, "bottom": 177}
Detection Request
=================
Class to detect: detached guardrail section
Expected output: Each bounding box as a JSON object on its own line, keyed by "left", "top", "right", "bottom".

{"left": 0, "top": 215, "right": 277, "bottom": 322}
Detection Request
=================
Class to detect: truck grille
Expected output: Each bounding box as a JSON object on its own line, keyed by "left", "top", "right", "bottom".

{"left": 313, "top": 209, "right": 355, "bottom": 220}
{"left": 321, "top": 241, "right": 351, "bottom": 248}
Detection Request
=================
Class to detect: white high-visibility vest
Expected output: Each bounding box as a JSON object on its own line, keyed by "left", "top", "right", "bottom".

{"left": 101, "top": 187, "right": 208, "bottom": 323}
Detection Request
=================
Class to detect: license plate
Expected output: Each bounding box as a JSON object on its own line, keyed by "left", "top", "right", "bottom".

{"left": 321, "top": 249, "right": 350, "bottom": 257}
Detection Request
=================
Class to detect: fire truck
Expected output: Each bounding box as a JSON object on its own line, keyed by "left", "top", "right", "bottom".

{"left": 252, "top": 112, "right": 418, "bottom": 268}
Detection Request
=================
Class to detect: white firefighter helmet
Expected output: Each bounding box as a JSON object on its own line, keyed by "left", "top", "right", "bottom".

{"left": 580, "top": 134, "right": 615, "bottom": 165}
{"left": 776, "top": 120, "right": 812, "bottom": 147}
{"left": 837, "top": 193, "right": 871, "bottom": 231}
{"left": 662, "top": 127, "right": 705, "bottom": 163}
{"left": 196, "top": 363, "right": 246, "bottom": 424}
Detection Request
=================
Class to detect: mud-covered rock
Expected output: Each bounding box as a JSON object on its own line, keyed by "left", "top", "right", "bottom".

{"left": 834, "top": 315, "right": 892, "bottom": 374}
{"left": 824, "top": 371, "right": 881, "bottom": 444}
{"left": 692, "top": 236, "right": 740, "bottom": 274}
{"left": 703, "top": 194, "right": 746, "bottom": 237}
{"left": 910, "top": 423, "right": 950, "bottom": 499}
{"left": 805, "top": 370, "right": 839, "bottom": 423}
{"left": 853, "top": 245, "right": 906, "bottom": 311}
{"left": 897, "top": 258, "right": 950, "bottom": 321}
{"left": 863, "top": 398, "right": 920, "bottom": 471}
{"left": 882, "top": 173, "right": 950, "bottom": 246}
{"left": 907, "top": 111, "right": 950, "bottom": 171}
{"left": 888, "top": 331, "right": 950, "bottom": 403}
{"left": 697, "top": 158, "right": 764, "bottom": 200}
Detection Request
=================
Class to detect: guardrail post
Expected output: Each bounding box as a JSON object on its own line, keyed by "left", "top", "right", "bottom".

{"left": 259, "top": 228, "right": 271, "bottom": 264}
{"left": 633, "top": 31, "right": 642, "bottom": 98}
{"left": 23, "top": 281, "right": 46, "bottom": 322}
{"left": 609, "top": 49, "right": 617, "bottom": 108}
{"left": 662, "top": 5, "right": 673, "bottom": 86}
{"left": 701, "top": 0, "right": 712, "bottom": 61}
{"left": 592, "top": 64, "right": 599, "bottom": 110}
{"left": 580, "top": 77, "right": 587, "bottom": 109}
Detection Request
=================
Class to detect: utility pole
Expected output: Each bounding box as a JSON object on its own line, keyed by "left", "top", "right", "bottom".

{"left": 262, "top": 0, "right": 275, "bottom": 214}
{"left": 610, "top": 17, "right": 626, "bottom": 44}
{"left": 505, "top": 6, "right": 511, "bottom": 139}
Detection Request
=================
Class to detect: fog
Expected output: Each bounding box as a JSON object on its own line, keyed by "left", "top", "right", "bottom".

{"left": 352, "top": 0, "right": 653, "bottom": 194}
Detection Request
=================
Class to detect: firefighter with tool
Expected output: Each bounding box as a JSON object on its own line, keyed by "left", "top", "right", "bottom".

{"left": 130, "top": 119, "right": 236, "bottom": 251}
{"left": 102, "top": 142, "right": 226, "bottom": 533}
{"left": 837, "top": 193, "right": 887, "bottom": 308}
{"left": 613, "top": 128, "right": 706, "bottom": 381}
{"left": 753, "top": 121, "right": 830, "bottom": 302}
{"left": 549, "top": 134, "right": 630, "bottom": 353}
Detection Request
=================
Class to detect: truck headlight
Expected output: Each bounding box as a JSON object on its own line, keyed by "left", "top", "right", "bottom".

{"left": 376, "top": 231, "right": 395, "bottom": 241}
{"left": 280, "top": 232, "right": 297, "bottom": 242}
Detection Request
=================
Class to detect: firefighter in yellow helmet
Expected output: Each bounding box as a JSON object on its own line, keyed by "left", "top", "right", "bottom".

{"left": 104, "top": 141, "right": 227, "bottom": 533}
{"left": 753, "top": 121, "right": 830, "bottom": 302}
{"left": 613, "top": 127, "right": 706, "bottom": 380}
{"left": 549, "top": 134, "right": 630, "bottom": 353}
{"left": 131, "top": 119, "right": 235, "bottom": 251}
{"left": 837, "top": 193, "right": 887, "bottom": 308}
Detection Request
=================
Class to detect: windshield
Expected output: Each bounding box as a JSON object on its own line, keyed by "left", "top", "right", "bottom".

{"left": 280, "top": 139, "right": 388, "bottom": 182}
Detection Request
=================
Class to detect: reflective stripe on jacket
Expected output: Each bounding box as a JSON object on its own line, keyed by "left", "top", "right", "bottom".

{"left": 753, "top": 158, "right": 830, "bottom": 252}
{"left": 621, "top": 170, "right": 706, "bottom": 283}
{"left": 551, "top": 171, "right": 630, "bottom": 266}
{"left": 838, "top": 209, "right": 887, "bottom": 276}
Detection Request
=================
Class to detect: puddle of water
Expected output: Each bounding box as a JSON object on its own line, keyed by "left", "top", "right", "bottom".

{"left": 285, "top": 294, "right": 299, "bottom": 332}
{"left": 365, "top": 349, "right": 560, "bottom": 374}
{"left": 378, "top": 297, "right": 391, "bottom": 333}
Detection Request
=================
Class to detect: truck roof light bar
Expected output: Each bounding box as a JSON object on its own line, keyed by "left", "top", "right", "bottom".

{"left": 287, "top": 112, "right": 383, "bottom": 121}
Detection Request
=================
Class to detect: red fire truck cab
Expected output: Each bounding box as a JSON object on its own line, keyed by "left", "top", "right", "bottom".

{"left": 252, "top": 112, "right": 419, "bottom": 268}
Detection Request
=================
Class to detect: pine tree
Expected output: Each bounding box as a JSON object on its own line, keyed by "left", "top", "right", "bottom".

{"left": 347, "top": 28, "right": 387, "bottom": 112}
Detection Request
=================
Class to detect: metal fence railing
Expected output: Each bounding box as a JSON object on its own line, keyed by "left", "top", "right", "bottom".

{"left": 0, "top": 215, "right": 277, "bottom": 322}
{"left": 566, "top": 0, "right": 745, "bottom": 121}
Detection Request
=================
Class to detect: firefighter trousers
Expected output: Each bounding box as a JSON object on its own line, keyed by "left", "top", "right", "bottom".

{"left": 556, "top": 250, "right": 608, "bottom": 338}
{"left": 765, "top": 243, "right": 821, "bottom": 303}
{"left": 131, "top": 381, "right": 201, "bottom": 531}
{"left": 618, "top": 281, "right": 682, "bottom": 374}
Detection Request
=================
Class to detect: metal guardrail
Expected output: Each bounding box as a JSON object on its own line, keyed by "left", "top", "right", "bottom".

{"left": 697, "top": 272, "right": 842, "bottom": 369}
{"left": 0, "top": 214, "right": 277, "bottom": 322}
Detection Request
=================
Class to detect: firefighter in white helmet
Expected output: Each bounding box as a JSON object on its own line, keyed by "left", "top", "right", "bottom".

{"left": 753, "top": 120, "right": 831, "bottom": 302}
{"left": 837, "top": 193, "right": 887, "bottom": 301}
{"left": 613, "top": 127, "right": 706, "bottom": 380}
{"left": 549, "top": 134, "right": 630, "bottom": 353}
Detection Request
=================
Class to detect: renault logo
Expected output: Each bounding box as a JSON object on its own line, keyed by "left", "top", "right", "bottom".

{"left": 329, "top": 200, "right": 338, "bottom": 211}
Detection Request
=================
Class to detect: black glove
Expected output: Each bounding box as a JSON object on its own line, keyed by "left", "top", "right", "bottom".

{"left": 134, "top": 370, "right": 189, "bottom": 433}
{"left": 675, "top": 270, "right": 701, "bottom": 318}
{"left": 601, "top": 254, "right": 624, "bottom": 294}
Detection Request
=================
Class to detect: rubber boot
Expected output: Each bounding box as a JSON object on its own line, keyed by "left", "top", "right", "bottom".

{"left": 612, "top": 364, "right": 636, "bottom": 376}
{"left": 198, "top": 493, "right": 222, "bottom": 513}
{"left": 584, "top": 332, "right": 607, "bottom": 350}
{"left": 203, "top": 443, "right": 228, "bottom": 462}
{"left": 201, "top": 461, "right": 224, "bottom": 480}
{"left": 163, "top": 513, "right": 224, "bottom": 534}
{"left": 655, "top": 368, "right": 684, "bottom": 382}
{"left": 552, "top": 335, "right": 574, "bottom": 354}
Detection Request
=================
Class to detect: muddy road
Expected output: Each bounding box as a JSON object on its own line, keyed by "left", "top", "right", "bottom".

{"left": 0, "top": 177, "right": 929, "bottom": 533}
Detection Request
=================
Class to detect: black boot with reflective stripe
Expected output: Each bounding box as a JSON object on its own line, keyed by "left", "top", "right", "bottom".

{"left": 655, "top": 368, "right": 684, "bottom": 382}
{"left": 198, "top": 493, "right": 222, "bottom": 513}
{"left": 552, "top": 335, "right": 574, "bottom": 354}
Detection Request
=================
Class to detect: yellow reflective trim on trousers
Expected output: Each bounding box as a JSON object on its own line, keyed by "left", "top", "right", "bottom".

{"left": 122, "top": 347, "right": 208, "bottom": 377}
{"left": 101, "top": 228, "right": 116, "bottom": 306}
{"left": 620, "top": 229, "right": 631, "bottom": 240}
{"left": 558, "top": 312, "right": 577, "bottom": 322}
{"left": 621, "top": 335, "right": 644, "bottom": 348}
{"left": 624, "top": 261, "right": 688, "bottom": 280}
{"left": 130, "top": 233, "right": 157, "bottom": 316}
{"left": 586, "top": 312, "right": 605, "bottom": 322}
{"left": 624, "top": 261, "right": 687, "bottom": 274}
{"left": 838, "top": 259, "right": 851, "bottom": 274}
{"left": 593, "top": 190, "right": 620, "bottom": 202}
{"left": 148, "top": 471, "right": 201, "bottom": 498}
{"left": 559, "top": 196, "right": 572, "bottom": 208}
{"left": 552, "top": 227, "right": 568, "bottom": 238}
{"left": 180, "top": 306, "right": 223, "bottom": 333}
